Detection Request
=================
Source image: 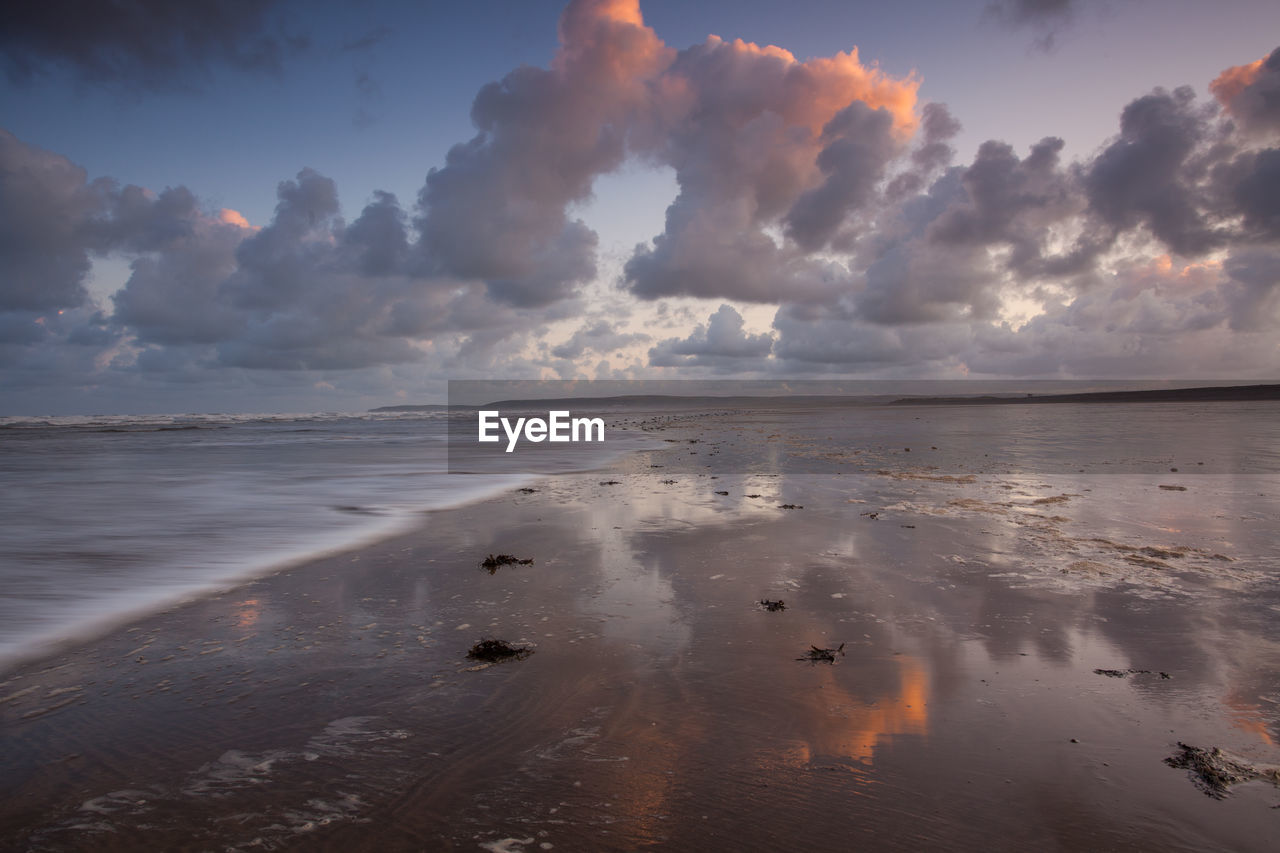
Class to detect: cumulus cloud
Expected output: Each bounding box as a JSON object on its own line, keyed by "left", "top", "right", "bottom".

{"left": 2, "top": 2, "right": 1280, "bottom": 407}
{"left": 118, "top": 168, "right": 537, "bottom": 371}
{"left": 649, "top": 305, "right": 773, "bottom": 369}
{"left": 1083, "top": 86, "right": 1224, "bottom": 256}
{"left": 1211, "top": 47, "right": 1280, "bottom": 136}
{"left": 622, "top": 26, "right": 918, "bottom": 303}
{"left": 0, "top": 130, "right": 105, "bottom": 313}
{"left": 415, "top": 0, "right": 670, "bottom": 308}
{"left": 550, "top": 319, "right": 649, "bottom": 360}
{"left": 0, "top": 0, "right": 304, "bottom": 90}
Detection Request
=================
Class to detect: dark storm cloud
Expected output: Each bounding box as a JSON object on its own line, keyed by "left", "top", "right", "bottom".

{"left": 0, "top": 0, "right": 304, "bottom": 90}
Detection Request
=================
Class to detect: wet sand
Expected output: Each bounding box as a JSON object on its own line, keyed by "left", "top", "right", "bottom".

{"left": 3, "top": 410, "right": 1280, "bottom": 851}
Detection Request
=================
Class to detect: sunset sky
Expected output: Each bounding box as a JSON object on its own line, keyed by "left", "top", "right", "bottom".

{"left": 2, "top": 0, "right": 1278, "bottom": 414}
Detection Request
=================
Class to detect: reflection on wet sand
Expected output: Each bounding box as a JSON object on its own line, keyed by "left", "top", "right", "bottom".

{"left": 778, "top": 656, "right": 930, "bottom": 768}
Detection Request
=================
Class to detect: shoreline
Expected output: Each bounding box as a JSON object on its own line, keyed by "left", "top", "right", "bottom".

{"left": 3, "top": 416, "right": 1279, "bottom": 851}
{"left": 0, "top": 417, "right": 658, "bottom": 675}
{"left": 0, "top": 476, "right": 534, "bottom": 677}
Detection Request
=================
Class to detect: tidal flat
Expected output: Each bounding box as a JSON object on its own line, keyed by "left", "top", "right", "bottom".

{"left": 3, "top": 402, "right": 1279, "bottom": 851}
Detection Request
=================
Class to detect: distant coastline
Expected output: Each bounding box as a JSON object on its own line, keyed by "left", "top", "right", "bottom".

{"left": 374, "top": 383, "right": 1280, "bottom": 412}
{"left": 888, "top": 383, "right": 1280, "bottom": 406}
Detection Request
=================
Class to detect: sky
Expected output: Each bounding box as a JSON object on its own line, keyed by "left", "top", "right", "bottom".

{"left": 1, "top": 0, "right": 1278, "bottom": 415}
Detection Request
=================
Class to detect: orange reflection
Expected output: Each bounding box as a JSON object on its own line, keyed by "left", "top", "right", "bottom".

{"left": 1225, "top": 692, "right": 1276, "bottom": 746}
{"left": 765, "top": 655, "right": 930, "bottom": 769}
{"left": 813, "top": 655, "right": 929, "bottom": 763}
{"left": 233, "top": 598, "right": 262, "bottom": 630}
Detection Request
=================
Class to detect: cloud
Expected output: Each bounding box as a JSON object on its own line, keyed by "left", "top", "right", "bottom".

{"left": 1083, "top": 86, "right": 1224, "bottom": 257}
{"left": 982, "top": 0, "right": 1091, "bottom": 51}
{"left": 0, "top": 130, "right": 102, "bottom": 313}
{"left": 414, "top": 0, "right": 671, "bottom": 308}
{"left": 3, "top": 4, "right": 1280, "bottom": 410}
{"left": 622, "top": 26, "right": 918, "bottom": 303}
{"left": 649, "top": 305, "right": 773, "bottom": 369}
{"left": 1211, "top": 47, "right": 1280, "bottom": 136}
{"left": 0, "top": 0, "right": 305, "bottom": 90}
{"left": 123, "top": 168, "right": 516, "bottom": 371}
{"left": 550, "top": 319, "right": 649, "bottom": 359}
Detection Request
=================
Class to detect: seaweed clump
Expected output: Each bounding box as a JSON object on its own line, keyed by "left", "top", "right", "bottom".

{"left": 760, "top": 599, "right": 786, "bottom": 612}
{"left": 466, "top": 639, "right": 533, "bottom": 663}
{"left": 1164, "top": 742, "right": 1280, "bottom": 799}
{"left": 480, "top": 553, "right": 534, "bottom": 574}
{"left": 798, "top": 643, "right": 845, "bottom": 663}
{"left": 1094, "top": 668, "right": 1170, "bottom": 679}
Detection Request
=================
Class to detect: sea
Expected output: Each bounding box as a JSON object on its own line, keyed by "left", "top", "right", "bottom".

{"left": 2, "top": 399, "right": 1277, "bottom": 670}
{"left": 0, "top": 410, "right": 649, "bottom": 669}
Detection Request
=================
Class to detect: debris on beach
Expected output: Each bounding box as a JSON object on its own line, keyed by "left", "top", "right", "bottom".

{"left": 760, "top": 599, "right": 786, "bottom": 612}
{"left": 714, "top": 490, "right": 729, "bottom": 496}
{"left": 516, "top": 487, "right": 538, "bottom": 494}
{"left": 798, "top": 643, "right": 845, "bottom": 663}
{"left": 1159, "top": 484, "right": 1188, "bottom": 491}
{"left": 599, "top": 480, "right": 621, "bottom": 485}
{"left": 1164, "top": 742, "right": 1280, "bottom": 799}
{"left": 861, "top": 511, "right": 879, "bottom": 519}
{"left": 466, "top": 639, "right": 533, "bottom": 663}
{"left": 876, "top": 469, "right": 976, "bottom": 484}
{"left": 1093, "top": 668, "right": 1171, "bottom": 679}
{"left": 660, "top": 479, "right": 677, "bottom": 484}
{"left": 480, "top": 554, "right": 534, "bottom": 574}
{"left": 778, "top": 503, "right": 804, "bottom": 510}
{"left": 333, "top": 504, "right": 380, "bottom": 515}
{"left": 745, "top": 494, "right": 762, "bottom": 498}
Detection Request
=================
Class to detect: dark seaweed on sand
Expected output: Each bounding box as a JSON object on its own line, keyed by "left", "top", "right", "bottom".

{"left": 466, "top": 639, "right": 533, "bottom": 663}
{"left": 1164, "top": 742, "right": 1280, "bottom": 799}
{"left": 778, "top": 504, "right": 803, "bottom": 510}
{"left": 480, "top": 553, "right": 534, "bottom": 574}
{"left": 798, "top": 643, "right": 845, "bottom": 663}
{"left": 1094, "top": 668, "right": 1170, "bottom": 679}
{"left": 760, "top": 599, "right": 786, "bottom": 612}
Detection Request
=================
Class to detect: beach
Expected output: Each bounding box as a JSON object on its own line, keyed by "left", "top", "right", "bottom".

{"left": 3, "top": 403, "right": 1280, "bottom": 851}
